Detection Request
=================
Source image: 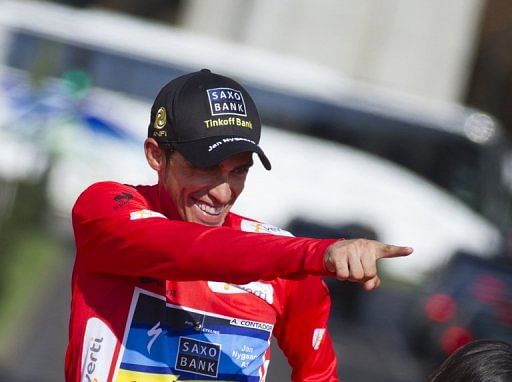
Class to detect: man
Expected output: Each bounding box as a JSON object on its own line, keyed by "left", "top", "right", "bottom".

{"left": 65, "top": 69, "right": 412, "bottom": 381}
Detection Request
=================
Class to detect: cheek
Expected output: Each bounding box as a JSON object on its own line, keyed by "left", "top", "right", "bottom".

{"left": 182, "top": 179, "right": 216, "bottom": 202}
{"left": 165, "top": 170, "right": 200, "bottom": 195}
{"left": 164, "top": 172, "right": 191, "bottom": 204}
{"left": 230, "top": 177, "right": 247, "bottom": 199}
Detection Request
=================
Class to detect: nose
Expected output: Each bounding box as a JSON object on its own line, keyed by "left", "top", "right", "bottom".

{"left": 209, "top": 181, "right": 233, "bottom": 204}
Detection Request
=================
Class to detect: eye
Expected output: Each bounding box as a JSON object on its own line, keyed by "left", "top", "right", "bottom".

{"left": 233, "top": 165, "right": 251, "bottom": 175}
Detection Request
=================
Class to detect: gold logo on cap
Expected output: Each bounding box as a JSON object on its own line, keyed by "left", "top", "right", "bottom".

{"left": 154, "top": 107, "right": 167, "bottom": 130}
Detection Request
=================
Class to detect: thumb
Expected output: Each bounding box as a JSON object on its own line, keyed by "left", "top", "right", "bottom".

{"left": 363, "top": 276, "right": 381, "bottom": 291}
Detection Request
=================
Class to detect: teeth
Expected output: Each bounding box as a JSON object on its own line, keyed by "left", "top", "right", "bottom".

{"left": 196, "top": 201, "right": 222, "bottom": 215}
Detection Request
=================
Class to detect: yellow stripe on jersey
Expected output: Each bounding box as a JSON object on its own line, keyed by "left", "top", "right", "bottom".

{"left": 116, "top": 369, "right": 180, "bottom": 382}
{"left": 116, "top": 369, "right": 233, "bottom": 382}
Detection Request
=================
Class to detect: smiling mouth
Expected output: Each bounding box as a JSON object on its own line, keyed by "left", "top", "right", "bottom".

{"left": 194, "top": 200, "right": 223, "bottom": 216}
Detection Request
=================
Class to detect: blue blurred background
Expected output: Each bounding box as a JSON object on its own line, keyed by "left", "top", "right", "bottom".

{"left": 0, "top": 0, "right": 511, "bottom": 381}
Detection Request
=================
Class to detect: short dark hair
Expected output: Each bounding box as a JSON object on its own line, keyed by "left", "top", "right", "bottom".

{"left": 427, "top": 339, "right": 512, "bottom": 382}
{"left": 158, "top": 143, "right": 174, "bottom": 162}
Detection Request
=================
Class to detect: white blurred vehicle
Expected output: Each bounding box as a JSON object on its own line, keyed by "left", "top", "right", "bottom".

{"left": 0, "top": 0, "right": 505, "bottom": 281}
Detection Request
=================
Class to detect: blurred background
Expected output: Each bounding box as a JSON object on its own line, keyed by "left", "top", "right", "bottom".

{"left": 0, "top": 0, "right": 511, "bottom": 381}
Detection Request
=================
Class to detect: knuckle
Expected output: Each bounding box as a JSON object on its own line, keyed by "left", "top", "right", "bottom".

{"left": 336, "top": 265, "right": 350, "bottom": 279}
{"left": 353, "top": 238, "right": 366, "bottom": 248}
{"left": 347, "top": 251, "right": 358, "bottom": 262}
{"left": 340, "top": 266, "right": 350, "bottom": 277}
{"left": 351, "top": 270, "right": 364, "bottom": 281}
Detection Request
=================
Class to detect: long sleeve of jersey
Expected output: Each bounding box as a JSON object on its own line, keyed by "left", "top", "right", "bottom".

{"left": 274, "top": 277, "right": 340, "bottom": 381}
{"left": 72, "top": 181, "right": 335, "bottom": 285}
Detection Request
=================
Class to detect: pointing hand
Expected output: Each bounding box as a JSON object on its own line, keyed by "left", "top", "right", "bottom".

{"left": 324, "top": 239, "right": 413, "bottom": 290}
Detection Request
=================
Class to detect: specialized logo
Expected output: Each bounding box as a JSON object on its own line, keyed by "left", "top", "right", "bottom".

{"left": 207, "top": 87, "right": 247, "bottom": 117}
{"left": 175, "top": 337, "right": 221, "bottom": 377}
{"left": 146, "top": 321, "right": 163, "bottom": 354}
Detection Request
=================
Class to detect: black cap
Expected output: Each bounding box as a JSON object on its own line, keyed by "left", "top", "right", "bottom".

{"left": 148, "top": 69, "right": 271, "bottom": 170}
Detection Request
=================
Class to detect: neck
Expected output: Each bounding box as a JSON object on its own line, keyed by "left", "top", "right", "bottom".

{"left": 156, "top": 182, "right": 181, "bottom": 220}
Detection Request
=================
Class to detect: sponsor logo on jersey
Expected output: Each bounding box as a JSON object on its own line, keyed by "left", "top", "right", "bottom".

{"left": 146, "top": 321, "right": 163, "bottom": 354}
{"left": 207, "top": 281, "right": 274, "bottom": 304}
{"left": 312, "top": 328, "right": 326, "bottom": 350}
{"left": 240, "top": 219, "right": 294, "bottom": 237}
{"left": 129, "top": 209, "right": 166, "bottom": 220}
{"left": 207, "top": 87, "right": 247, "bottom": 117}
{"left": 113, "top": 192, "right": 133, "bottom": 210}
{"left": 175, "top": 337, "right": 221, "bottom": 377}
{"left": 80, "top": 317, "right": 117, "bottom": 382}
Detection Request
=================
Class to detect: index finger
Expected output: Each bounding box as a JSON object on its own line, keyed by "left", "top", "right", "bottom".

{"left": 376, "top": 244, "right": 413, "bottom": 260}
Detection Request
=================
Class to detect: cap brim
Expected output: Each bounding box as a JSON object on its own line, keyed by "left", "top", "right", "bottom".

{"left": 174, "top": 136, "right": 271, "bottom": 170}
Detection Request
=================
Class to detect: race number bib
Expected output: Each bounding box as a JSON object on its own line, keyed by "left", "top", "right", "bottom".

{"left": 114, "top": 289, "right": 273, "bottom": 381}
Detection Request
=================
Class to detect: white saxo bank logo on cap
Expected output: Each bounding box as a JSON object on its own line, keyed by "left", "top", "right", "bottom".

{"left": 81, "top": 317, "right": 117, "bottom": 382}
{"left": 207, "top": 87, "right": 247, "bottom": 117}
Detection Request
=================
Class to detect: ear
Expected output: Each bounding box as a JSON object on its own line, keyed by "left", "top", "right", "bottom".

{"left": 144, "top": 138, "right": 166, "bottom": 172}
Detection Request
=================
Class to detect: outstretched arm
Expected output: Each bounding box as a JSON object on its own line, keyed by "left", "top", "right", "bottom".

{"left": 74, "top": 182, "right": 412, "bottom": 286}
{"left": 72, "top": 181, "right": 334, "bottom": 284}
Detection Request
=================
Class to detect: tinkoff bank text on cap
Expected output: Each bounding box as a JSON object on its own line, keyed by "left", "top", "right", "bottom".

{"left": 148, "top": 69, "right": 271, "bottom": 170}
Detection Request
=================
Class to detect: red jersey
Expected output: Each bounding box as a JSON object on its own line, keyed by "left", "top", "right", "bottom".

{"left": 66, "top": 181, "right": 339, "bottom": 381}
